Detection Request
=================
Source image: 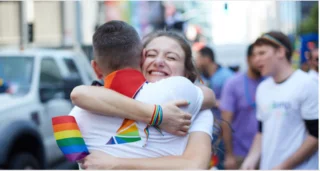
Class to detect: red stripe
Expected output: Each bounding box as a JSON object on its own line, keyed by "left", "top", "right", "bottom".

{"left": 52, "top": 116, "right": 76, "bottom": 125}
{"left": 104, "top": 69, "right": 146, "bottom": 98}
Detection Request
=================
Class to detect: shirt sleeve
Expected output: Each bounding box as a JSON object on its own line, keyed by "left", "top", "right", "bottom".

{"left": 145, "top": 76, "right": 204, "bottom": 120}
{"left": 300, "top": 79, "right": 318, "bottom": 120}
{"left": 256, "top": 83, "right": 264, "bottom": 121}
{"left": 219, "top": 78, "right": 236, "bottom": 113}
{"left": 189, "top": 109, "right": 214, "bottom": 139}
{"left": 68, "top": 106, "right": 87, "bottom": 133}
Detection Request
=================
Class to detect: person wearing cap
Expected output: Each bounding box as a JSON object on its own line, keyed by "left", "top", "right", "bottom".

{"left": 241, "top": 31, "right": 318, "bottom": 170}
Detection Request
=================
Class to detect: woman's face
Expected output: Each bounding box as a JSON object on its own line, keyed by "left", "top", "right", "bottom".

{"left": 142, "top": 36, "right": 186, "bottom": 83}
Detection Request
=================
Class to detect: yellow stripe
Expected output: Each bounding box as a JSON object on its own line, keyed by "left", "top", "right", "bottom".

{"left": 54, "top": 130, "right": 82, "bottom": 140}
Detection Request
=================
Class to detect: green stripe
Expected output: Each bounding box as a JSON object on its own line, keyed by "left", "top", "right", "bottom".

{"left": 115, "top": 136, "right": 141, "bottom": 143}
{"left": 118, "top": 131, "right": 140, "bottom": 137}
{"left": 57, "top": 137, "right": 85, "bottom": 147}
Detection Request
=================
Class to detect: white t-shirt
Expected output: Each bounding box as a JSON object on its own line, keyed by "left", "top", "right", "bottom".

{"left": 308, "top": 69, "right": 318, "bottom": 82}
{"left": 70, "top": 76, "right": 213, "bottom": 158}
{"left": 256, "top": 69, "right": 318, "bottom": 169}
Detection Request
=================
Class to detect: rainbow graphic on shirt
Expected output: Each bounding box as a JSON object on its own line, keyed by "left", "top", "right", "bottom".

{"left": 106, "top": 119, "right": 141, "bottom": 144}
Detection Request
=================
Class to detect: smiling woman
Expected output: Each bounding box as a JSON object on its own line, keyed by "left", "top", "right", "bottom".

{"left": 142, "top": 31, "right": 198, "bottom": 83}
{"left": 142, "top": 36, "right": 186, "bottom": 83}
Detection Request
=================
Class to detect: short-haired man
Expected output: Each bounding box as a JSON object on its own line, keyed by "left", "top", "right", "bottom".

{"left": 241, "top": 31, "right": 318, "bottom": 170}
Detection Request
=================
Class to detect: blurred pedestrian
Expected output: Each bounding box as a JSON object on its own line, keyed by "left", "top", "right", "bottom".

{"left": 220, "top": 44, "right": 263, "bottom": 169}
{"left": 305, "top": 43, "right": 318, "bottom": 81}
{"left": 195, "top": 46, "right": 234, "bottom": 112}
{"left": 195, "top": 46, "right": 234, "bottom": 169}
{"left": 241, "top": 31, "right": 318, "bottom": 170}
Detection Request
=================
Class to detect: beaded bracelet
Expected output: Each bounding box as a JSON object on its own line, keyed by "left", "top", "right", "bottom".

{"left": 143, "top": 105, "right": 163, "bottom": 147}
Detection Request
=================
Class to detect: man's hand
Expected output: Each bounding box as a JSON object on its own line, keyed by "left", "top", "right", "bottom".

{"left": 224, "top": 154, "right": 238, "bottom": 169}
{"left": 79, "top": 150, "right": 118, "bottom": 170}
{"left": 160, "top": 100, "right": 192, "bottom": 136}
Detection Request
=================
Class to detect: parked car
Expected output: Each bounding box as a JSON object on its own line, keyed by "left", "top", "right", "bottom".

{"left": 0, "top": 48, "right": 95, "bottom": 169}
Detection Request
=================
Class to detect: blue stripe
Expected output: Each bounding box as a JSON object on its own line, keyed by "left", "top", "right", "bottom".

{"left": 60, "top": 145, "right": 89, "bottom": 155}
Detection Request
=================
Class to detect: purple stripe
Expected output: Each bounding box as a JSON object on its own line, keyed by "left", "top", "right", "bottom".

{"left": 65, "top": 152, "right": 89, "bottom": 162}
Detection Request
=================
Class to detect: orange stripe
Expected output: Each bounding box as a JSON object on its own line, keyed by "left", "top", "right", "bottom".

{"left": 104, "top": 70, "right": 117, "bottom": 88}
{"left": 117, "top": 119, "right": 135, "bottom": 133}
{"left": 53, "top": 123, "right": 80, "bottom": 132}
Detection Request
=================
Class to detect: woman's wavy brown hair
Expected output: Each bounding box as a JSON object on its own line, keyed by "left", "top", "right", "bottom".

{"left": 142, "top": 30, "right": 198, "bottom": 83}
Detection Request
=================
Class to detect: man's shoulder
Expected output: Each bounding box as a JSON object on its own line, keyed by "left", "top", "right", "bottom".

{"left": 257, "top": 77, "right": 273, "bottom": 91}
{"left": 295, "top": 70, "right": 318, "bottom": 90}
{"left": 220, "top": 67, "right": 234, "bottom": 76}
{"left": 224, "top": 72, "right": 243, "bottom": 86}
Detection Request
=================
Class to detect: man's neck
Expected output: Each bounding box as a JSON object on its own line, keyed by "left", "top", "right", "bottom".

{"left": 206, "top": 63, "right": 218, "bottom": 77}
{"left": 273, "top": 63, "right": 294, "bottom": 83}
{"left": 247, "top": 69, "right": 260, "bottom": 80}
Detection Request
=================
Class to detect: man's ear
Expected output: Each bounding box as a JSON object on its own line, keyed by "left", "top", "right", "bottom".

{"left": 276, "top": 47, "right": 287, "bottom": 60}
{"left": 91, "top": 60, "right": 103, "bottom": 80}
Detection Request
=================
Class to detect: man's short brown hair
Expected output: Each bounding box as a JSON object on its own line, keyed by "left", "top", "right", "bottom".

{"left": 254, "top": 31, "right": 293, "bottom": 61}
{"left": 93, "top": 20, "right": 142, "bottom": 72}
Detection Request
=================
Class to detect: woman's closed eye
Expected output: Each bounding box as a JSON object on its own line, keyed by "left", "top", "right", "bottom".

{"left": 167, "top": 56, "right": 176, "bottom": 60}
{"left": 146, "top": 53, "right": 157, "bottom": 58}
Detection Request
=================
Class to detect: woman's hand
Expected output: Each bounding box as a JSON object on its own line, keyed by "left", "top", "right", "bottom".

{"left": 160, "top": 100, "right": 192, "bottom": 136}
{"left": 79, "top": 150, "right": 118, "bottom": 170}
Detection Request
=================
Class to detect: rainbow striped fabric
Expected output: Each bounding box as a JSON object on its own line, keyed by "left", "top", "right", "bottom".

{"left": 52, "top": 116, "right": 89, "bottom": 161}
{"left": 104, "top": 69, "right": 146, "bottom": 145}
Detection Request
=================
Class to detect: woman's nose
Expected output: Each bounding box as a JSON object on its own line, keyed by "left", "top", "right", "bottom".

{"left": 153, "top": 56, "right": 165, "bottom": 67}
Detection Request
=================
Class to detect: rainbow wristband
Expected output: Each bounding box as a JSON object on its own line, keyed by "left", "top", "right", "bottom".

{"left": 143, "top": 105, "right": 163, "bottom": 147}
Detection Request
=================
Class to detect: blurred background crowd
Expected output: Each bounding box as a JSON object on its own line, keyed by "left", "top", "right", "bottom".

{"left": 0, "top": 0, "right": 318, "bottom": 170}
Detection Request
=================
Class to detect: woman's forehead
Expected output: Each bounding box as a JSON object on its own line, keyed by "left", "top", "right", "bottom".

{"left": 146, "top": 36, "right": 185, "bottom": 54}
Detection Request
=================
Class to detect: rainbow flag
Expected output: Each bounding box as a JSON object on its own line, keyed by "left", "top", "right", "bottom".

{"left": 52, "top": 116, "right": 89, "bottom": 161}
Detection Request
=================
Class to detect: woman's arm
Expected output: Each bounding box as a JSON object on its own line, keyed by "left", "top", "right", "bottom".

{"left": 71, "top": 85, "right": 192, "bottom": 135}
{"left": 80, "top": 109, "right": 214, "bottom": 170}
{"left": 81, "top": 132, "right": 212, "bottom": 170}
{"left": 198, "top": 85, "right": 216, "bottom": 110}
{"left": 71, "top": 85, "right": 153, "bottom": 123}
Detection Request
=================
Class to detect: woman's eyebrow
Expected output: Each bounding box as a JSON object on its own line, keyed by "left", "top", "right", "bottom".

{"left": 146, "top": 49, "right": 157, "bottom": 52}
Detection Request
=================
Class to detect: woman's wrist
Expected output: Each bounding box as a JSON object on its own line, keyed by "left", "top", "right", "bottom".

{"left": 137, "top": 103, "right": 154, "bottom": 123}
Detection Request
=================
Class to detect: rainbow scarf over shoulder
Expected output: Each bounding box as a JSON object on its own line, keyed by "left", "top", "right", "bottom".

{"left": 52, "top": 116, "right": 89, "bottom": 161}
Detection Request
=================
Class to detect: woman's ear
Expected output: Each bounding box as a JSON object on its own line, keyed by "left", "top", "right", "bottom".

{"left": 91, "top": 60, "right": 103, "bottom": 79}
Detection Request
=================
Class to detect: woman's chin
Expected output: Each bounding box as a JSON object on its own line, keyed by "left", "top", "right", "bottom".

{"left": 147, "top": 75, "right": 169, "bottom": 83}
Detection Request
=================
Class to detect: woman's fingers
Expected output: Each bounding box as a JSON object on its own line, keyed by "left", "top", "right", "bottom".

{"left": 180, "top": 125, "right": 190, "bottom": 132}
{"left": 183, "top": 113, "right": 192, "bottom": 120}
{"left": 172, "top": 100, "right": 190, "bottom": 107}
{"left": 183, "top": 119, "right": 191, "bottom": 126}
